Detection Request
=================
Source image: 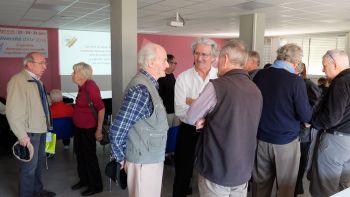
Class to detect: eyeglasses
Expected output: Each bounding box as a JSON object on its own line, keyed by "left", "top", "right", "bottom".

{"left": 326, "top": 51, "right": 337, "bottom": 66}
{"left": 194, "top": 51, "right": 211, "bottom": 58}
{"left": 168, "top": 61, "right": 177, "bottom": 65}
{"left": 31, "top": 61, "right": 48, "bottom": 66}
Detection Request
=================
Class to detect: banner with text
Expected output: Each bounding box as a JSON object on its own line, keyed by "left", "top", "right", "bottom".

{"left": 0, "top": 27, "right": 48, "bottom": 57}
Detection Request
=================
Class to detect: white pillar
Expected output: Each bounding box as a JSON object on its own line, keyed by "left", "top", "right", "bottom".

{"left": 110, "top": 0, "right": 137, "bottom": 114}
{"left": 239, "top": 13, "right": 265, "bottom": 67}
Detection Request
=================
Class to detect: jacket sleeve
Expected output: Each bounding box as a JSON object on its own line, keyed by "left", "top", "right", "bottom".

{"left": 294, "top": 78, "right": 312, "bottom": 123}
{"left": 6, "top": 76, "right": 28, "bottom": 140}
{"left": 312, "top": 80, "right": 349, "bottom": 130}
{"left": 174, "top": 74, "right": 189, "bottom": 120}
{"left": 305, "top": 79, "right": 321, "bottom": 106}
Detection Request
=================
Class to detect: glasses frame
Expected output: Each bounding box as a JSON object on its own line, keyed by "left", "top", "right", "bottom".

{"left": 31, "top": 61, "right": 48, "bottom": 66}
{"left": 326, "top": 51, "right": 337, "bottom": 67}
{"left": 194, "top": 51, "right": 211, "bottom": 59}
{"left": 168, "top": 61, "right": 177, "bottom": 65}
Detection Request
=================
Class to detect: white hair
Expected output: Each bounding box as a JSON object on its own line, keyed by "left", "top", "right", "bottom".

{"left": 50, "top": 89, "right": 63, "bottom": 103}
{"left": 138, "top": 43, "right": 159, "bottom": 69}
{"left": 323, "top": 49, "right": 349, "bottom": 68}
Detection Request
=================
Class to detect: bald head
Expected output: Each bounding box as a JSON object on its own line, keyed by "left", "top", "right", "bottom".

{"left": 322, "top": 49, "right": 349, "bottom": 80}
{"left": 138, "top": 42, "right": 169, "bottom": 80}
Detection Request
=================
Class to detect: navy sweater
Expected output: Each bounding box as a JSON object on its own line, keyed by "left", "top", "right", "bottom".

{"left": 253, "top": 67, "right": 312, "bottom": 144}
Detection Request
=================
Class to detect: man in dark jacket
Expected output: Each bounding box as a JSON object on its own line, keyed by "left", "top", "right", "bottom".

{"left": 252, "top": 44, "right": 312, "bottom": 197}
{"left": 310, "top": 49, "right": 350, "bottom": 197}
{"left": 187, "top": 39, "right": 263, "bottom": 196}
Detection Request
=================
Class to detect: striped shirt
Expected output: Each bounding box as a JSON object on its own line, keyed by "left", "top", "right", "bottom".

{"left": 110, "top": 69, "right": 157, "bottom": 162}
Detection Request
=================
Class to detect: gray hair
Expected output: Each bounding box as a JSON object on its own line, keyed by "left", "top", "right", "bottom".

{"left": 50, "top": 89, "right": 63, "bottom": 103}
{"left": 138, "top": 43, "right": 159, "bottom": 69}
{"left": 23, "top": 52, "right": 41, "bottom": 66}
{"left": 248, "top": 51, "right": 260, "bottom": 67}
{"left": 323, "top": 49, "right": 349, "bottom": 68}
{"left": 191, "top": 37, "right": 219, "bottom": 58}
{"left": 276, "top": 43, "right": 303, "bottom": 64}
{"left": 220, "top": 39, "right": 248, "bottom": 68}
{"left": 72, "top": 62, "right": 93, "bottom": 80}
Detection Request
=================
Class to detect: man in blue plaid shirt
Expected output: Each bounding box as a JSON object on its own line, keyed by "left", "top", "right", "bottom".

{"left": 110, "top": 42, "right": 169, "bottom": 197}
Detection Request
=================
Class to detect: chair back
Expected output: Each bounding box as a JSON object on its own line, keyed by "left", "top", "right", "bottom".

{"left": 51, "top": 117, "right": 74, "bottom": 140}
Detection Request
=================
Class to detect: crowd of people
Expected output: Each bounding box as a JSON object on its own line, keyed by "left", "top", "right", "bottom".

{"left": 3, "top": 36, "right": 350, "bottom": 197}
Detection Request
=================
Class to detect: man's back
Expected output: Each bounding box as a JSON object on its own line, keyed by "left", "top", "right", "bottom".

{"left": 197, "top": 69, "right": 262, "bottom": 186}
{"left": 253, "top": 67, "right": 312, "bottom": 144}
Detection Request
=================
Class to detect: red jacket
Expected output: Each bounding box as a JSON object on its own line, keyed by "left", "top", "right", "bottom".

{"left": 50, "top": 101, "right": 74, "bottom": 118}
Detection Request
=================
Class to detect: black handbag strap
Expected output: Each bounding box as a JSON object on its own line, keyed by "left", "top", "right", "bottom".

{"left": 84, "top": 89, "right": 98, "bottom": 120}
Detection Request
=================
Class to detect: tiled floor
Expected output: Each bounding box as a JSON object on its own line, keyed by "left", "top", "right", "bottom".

{"left": 0, "top": 141, "right": 311, "bottom": 197}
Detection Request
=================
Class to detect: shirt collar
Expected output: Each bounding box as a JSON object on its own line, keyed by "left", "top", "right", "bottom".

{"left": 140, "top": 69, "right": 159, "bottom": 89}
{"left": 25, "top": 69, "right": 40, "bottom": 80}
{"left": 78, "top": 79, "right": 89, "bottom": 91}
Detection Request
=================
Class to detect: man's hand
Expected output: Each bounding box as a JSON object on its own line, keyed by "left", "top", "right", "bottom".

{"left": 304, "top": 123, "right": 311, "bottom": 128}
{"left": 186, "top": 97, "right": 194, "bottom": 105}
{"left": 95, "top": 129, "right": 103, "bottom": 141}
{"left": 195, "top": 118, "right": 205, "bottom": 130}
{"left": 119, "top": 160, "right": 125, "bottom": 169}
{"left": 19, "top": 136, "right": 30, "bottom": 146}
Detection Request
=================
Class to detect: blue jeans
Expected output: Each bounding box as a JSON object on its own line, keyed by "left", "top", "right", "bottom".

{"left": 19, "top": 133, "right": 46, "bottom": 197}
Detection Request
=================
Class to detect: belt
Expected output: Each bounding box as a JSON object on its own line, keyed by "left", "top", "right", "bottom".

{"left": 325, "top": 130, "right": 350, "bottom": 137}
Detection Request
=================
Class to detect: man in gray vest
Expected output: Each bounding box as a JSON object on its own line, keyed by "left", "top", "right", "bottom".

{"left": 187, "top": 39, "right": 263, "bottom": 196}
{"left": 109, "top": 43, "right": 169, "bottom": 197}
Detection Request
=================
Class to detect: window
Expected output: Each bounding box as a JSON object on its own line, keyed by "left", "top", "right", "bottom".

{"left": 264, "top": 35, "right": 346, "bottom": 76}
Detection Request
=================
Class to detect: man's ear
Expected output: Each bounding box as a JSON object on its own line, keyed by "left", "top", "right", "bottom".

{"left": 147, "top": 60, "right": 155, "bottom": 69}
{"left": 333, "top": 62, "right": 338, "bottom": 71}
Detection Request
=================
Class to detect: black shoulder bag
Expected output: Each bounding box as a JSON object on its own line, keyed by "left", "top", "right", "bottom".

{"left": 84, "top": 90, "right": 110, "bottom": 145}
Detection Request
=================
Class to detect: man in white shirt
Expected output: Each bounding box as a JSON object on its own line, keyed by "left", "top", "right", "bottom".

{"left": 173, "top": 37, "right": 218, "bottom": 197}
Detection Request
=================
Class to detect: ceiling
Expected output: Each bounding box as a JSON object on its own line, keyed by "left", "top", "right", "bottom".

{"left": 1, "top": 0, "right": 350, "bottom": 38}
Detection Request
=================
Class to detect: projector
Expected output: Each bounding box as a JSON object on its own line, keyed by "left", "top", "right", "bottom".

{"left": 169, "top": 20, "right": 184, "bottom": 27}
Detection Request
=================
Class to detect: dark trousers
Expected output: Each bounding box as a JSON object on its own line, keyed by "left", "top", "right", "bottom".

{"left": 73, "top": 126, "right": 102, "bottom": 191}
{"left": 295, "top": 127, "right": 312, "bottom": 196}
{"left": 295, "top": 142, "right": 311, "bottom": 196}
{"left": 173, "top": 122, "right": 199, "bottom": 197}
{"left": 62, "top": 139, "right": 70, "bottom": 146}
{"left": 19, "top": 133, "right": 46, "bottom": 197}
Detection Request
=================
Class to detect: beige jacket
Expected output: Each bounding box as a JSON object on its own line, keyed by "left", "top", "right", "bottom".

{"left": 6, "top": 69, "right": 49, "bottom": 140}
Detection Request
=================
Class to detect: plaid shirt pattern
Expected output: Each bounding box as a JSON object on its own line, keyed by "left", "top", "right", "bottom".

{"left": 110, "top": 70, "right": 158, "bottom": 162}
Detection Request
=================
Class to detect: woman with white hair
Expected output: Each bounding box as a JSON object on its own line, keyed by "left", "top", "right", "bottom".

{"left": 70, "top": 62, "right": 105, "bottom": 196}
{"left": 49, "top": 89, "right": 74, "bottom": 150}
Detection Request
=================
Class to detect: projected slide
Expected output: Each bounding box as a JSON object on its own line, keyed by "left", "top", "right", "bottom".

{"left": 59, "top": 30, "right": 111, "bottom": 75}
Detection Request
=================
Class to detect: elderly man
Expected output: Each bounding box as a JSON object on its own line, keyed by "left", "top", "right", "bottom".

{"left": 245, "top": 50, "right": 260, "bottom": 78}
{"left": 6, "top": 52, "right": 55, "bottom": 197}
{"left": 310, "top": 49, "right": 350, "bottom": 197}
{"left": 252, "top": 44, "right": 312, "bottom": 197}
{"left": 187, "top": 39, "right": 263, "bottom": 197}
{"left": 109, "top": 42, "right": 169, "bottom": 197}
{"left": 173, "top": 37, "right": 218, "bottom": 197}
